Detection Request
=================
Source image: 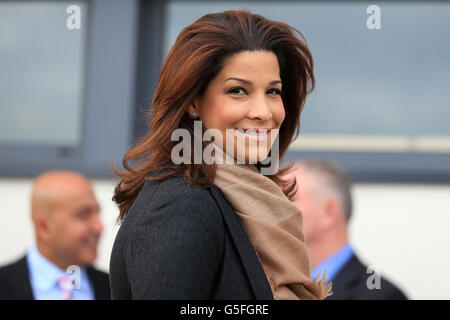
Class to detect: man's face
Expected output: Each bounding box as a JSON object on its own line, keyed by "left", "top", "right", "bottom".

{"left": 47, "top": 182, "right": 103, "bottom": 267}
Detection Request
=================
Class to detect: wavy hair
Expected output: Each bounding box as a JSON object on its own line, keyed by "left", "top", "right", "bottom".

{"left": 113, "top": 9, "right": 315, "bottom": 221}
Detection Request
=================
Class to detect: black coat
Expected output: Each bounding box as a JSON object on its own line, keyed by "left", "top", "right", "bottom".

{"left": 326, "top": 255, "right": 408, "bottom": 300}
{"left": 109, "top": 175, "right": 274, "bottom": 299}
{"left": 0, "top": 255, "right": 111, "bottom": 300}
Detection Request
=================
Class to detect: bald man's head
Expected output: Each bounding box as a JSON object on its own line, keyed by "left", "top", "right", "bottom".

{"left": 31, "top": 171, "right": 93, "bottom": 222}
{"left": 31, "top": 170, "right": 103, "bottom": 269}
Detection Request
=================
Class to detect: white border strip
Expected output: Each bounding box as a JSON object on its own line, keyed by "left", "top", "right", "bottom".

{"left": 289, "top": 135, "right": 450, "bottom": 153}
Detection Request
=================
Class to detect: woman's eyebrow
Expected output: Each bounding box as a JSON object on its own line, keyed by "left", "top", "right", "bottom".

{"left": 224, "top": 77, "right": 282, "bottom": 85}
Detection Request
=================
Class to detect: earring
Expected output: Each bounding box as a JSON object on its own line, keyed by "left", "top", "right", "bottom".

{"left": 188, "top": 112, "right": 197, "bottom": 119}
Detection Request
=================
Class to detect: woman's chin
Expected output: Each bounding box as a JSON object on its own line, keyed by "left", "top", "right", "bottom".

{"left": 233, "top": 146, "right": 271, "bottom": 164}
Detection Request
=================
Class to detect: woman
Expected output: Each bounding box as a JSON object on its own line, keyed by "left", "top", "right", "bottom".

{"left": 110, "top": 9, "right": 331, "bottom": 300}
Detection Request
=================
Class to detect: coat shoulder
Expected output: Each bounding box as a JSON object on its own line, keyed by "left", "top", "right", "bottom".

{"left": 0, "top": 256, "right": 26, "bottom": 281}
{"left": 126, "top": 175, "right": 221, "bottom": 226}
{"left": 87, "top": 267, "right": 109, "bottom": 282}
{"left": 110, "top": 175, "right": 225, "bottom": 299}
{"left": 86, "top": 267, "right": 111, "bottom": 300}
{"left": 143, "top": 175, "right": 215, "bottom": 205}
{"left": 329, "top": 254, "right": 408, "bottom": 300}
{"left": 0, "top": 256, "right": 31, "bottom": 299}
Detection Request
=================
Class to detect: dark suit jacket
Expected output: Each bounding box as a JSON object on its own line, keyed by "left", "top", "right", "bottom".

{"left": 0, "top": 255, "right": 111, "bottom": 300}
{"left": 109, "top": 175, "right": 274, "bottom": 299}
{"left": 326, "top": 254, "right": 408, "bottom": 300}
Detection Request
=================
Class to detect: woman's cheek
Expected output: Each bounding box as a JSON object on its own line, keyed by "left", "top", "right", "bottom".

{"left": 222, "top": 106, "right": 246, "bottom": 127}
{"left": 275, "top": 103, "right": 286, "bottom": 126}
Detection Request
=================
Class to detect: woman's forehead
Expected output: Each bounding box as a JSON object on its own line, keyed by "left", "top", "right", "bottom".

{"left": 215, "top": 51, "right": 281, "bottom": 81}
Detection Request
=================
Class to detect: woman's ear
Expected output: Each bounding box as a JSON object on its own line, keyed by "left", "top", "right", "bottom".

{"left": 187, "top": 98, "right": 200, "bottom": 116}
{"left": 187, "top": 104, "right": 196, "bottom": 114}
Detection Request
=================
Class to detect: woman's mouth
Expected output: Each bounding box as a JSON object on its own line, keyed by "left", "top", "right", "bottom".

{"left": 235, "top": 128, "right": 272, "bottom": 141}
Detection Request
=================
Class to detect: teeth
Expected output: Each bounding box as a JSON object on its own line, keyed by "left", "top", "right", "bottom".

{"left": 236, "top": 129, "right": 269, "bottom": 135}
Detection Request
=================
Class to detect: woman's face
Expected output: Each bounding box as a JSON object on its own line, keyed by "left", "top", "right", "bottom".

{"left": 191, "top": 50, "right": 285, "bottom": 163}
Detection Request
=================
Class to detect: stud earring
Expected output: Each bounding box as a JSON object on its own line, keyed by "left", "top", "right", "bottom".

{"left": 188, "top": 112, "right": 197, "bottom": 119}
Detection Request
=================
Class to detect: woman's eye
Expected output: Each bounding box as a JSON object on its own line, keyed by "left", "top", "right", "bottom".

{"left": 268, "top": 88, "right": 282, "bottom": 95}
{"left": 228, "top": 87, "right": 246, "bottom": 95}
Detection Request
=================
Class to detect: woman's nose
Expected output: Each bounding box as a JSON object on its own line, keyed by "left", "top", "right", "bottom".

{"left": 247, "top": 94, "right": 273, "bottom": 121}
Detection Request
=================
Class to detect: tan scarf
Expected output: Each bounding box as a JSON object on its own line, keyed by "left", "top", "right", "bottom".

{"left": 213, "top": 163, "right": 332, "bottom": 300}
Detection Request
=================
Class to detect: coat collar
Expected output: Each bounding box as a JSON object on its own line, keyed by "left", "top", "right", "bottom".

{"left": 9, "top": 256, "right": 35, "bottom": 300}
{"left": 326, "top": 254, "right": 360, "bottom": 299}
{"left": 209, "top": 185, "right": 273, "bottom": 300}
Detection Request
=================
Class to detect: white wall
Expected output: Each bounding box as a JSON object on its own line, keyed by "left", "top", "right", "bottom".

{"left": 350, "top": 183, "right": 450, "bottom": 300}
{"left": 1, "top": 178, "right": 449, "bottom": 299}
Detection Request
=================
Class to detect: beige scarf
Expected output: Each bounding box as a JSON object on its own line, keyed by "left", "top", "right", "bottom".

{"left": 213, "top": 163, "right": 332, "bottom": 300}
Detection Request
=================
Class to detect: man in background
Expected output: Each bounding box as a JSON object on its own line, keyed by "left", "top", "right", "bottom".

{"left": 284, "top": 159, "right": 407, "bottom": 300}
{"left": 0, "top": 170, "right": 110, "bottom": 299}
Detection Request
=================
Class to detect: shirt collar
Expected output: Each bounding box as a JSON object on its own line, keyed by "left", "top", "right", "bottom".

{"left": 26, "top": 245, "right": 85, "bottom": 293}
{"left": 311, "top": 243, "right": 354, "bottom": 283}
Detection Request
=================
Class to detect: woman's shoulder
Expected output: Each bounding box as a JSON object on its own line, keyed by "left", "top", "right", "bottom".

{"left": 141, "top": 175, "right": 214, "bottom": 205}
{"left": 110, "top": 175, "right": 226, "bottom": 298}
{"left": 126, "top": 175, "right": 221, "bottom": 225}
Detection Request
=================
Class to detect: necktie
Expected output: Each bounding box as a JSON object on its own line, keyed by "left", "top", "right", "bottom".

{"left": 58, "top": 276, "right": 74, "bottom": 300}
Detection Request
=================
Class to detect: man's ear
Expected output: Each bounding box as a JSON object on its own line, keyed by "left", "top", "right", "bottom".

{"left": 321, "top": 196, "right": 340, "bottom": 229}
{"left": 35, "top": 216, "right": 52, "bottom": 243}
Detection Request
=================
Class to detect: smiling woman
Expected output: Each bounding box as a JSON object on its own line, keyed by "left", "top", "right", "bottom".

{"left": 109, "top": 9, "right": 328, "bottom": 300}
{"left": 189, "top": 50, "right": 284, "bottom": 166}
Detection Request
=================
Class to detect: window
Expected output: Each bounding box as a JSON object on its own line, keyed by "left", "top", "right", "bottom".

{"left": 2, "top": 0, "right": 449, "bottom": 182}
{"left": 0, "top": 1, "right": 87, "bottom": 147}
{"left": 163, "top": 1, "right": 450, "bottom": 182}
{"left": 0, "top": 0, "right": 140, "bottom": 177}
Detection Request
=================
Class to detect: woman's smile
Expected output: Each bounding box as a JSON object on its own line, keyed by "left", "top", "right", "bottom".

{"left": 235, "top": 128, "right": 272, "bottom": 141}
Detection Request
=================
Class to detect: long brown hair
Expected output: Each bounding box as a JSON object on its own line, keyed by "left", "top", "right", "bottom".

{"left": 113, "top": 9, "right": 315, "bottom": 221}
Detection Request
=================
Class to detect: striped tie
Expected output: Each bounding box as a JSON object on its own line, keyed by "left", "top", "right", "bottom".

{"left": 58, "top": 276, "right": 74, "bottom": 300}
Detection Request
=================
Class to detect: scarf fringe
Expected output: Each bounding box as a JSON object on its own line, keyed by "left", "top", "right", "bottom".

{"left": 312, "top": 272, "right": 334, "bottom": 299}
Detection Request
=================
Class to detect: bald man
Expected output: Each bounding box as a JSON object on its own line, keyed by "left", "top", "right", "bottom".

{"left": 0, "top": 171, "right": 110, "bottom": 300}
{"left": 284, "top": 159, "right": 407, "bottom": 300}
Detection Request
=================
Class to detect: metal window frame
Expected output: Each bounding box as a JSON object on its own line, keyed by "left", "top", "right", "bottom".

{"left": 283, "top": 150, "right": 450, "bottom": 183}
{"left": 160, "top": 0, "right": 450, "bottom": 184}
{"left": 2, "top": 0, "right": 449, "bottom": 183}
{"left": 0, "top": 0, "right": 144, "bottom": 178}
